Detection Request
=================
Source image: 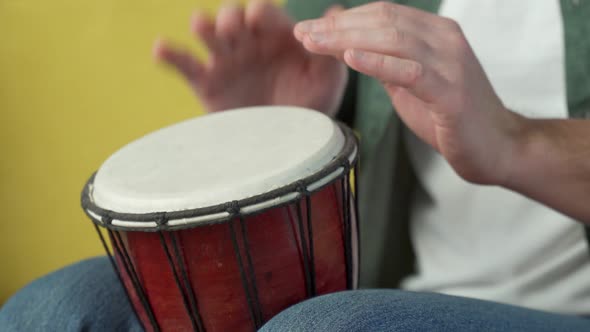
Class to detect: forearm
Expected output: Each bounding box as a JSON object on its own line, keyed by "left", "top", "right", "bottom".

{"left": 504, "top": 117, "right": 590, "bottom": 223}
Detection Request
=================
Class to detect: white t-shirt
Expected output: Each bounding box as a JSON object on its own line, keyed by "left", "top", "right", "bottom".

{"left": 402, "top": 0, "right": 590, "bottom": 315}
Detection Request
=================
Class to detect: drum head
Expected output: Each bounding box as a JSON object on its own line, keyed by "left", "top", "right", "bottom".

{"left": 88, "top": 106, "right": 352, "bottom": 226}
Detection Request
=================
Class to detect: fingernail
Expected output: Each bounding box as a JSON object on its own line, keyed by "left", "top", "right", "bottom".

{"left": 309, "top": 32, "right": 326, "bottom": 43}
{"left": 296, "top": 21, "right": 312, "bottom": 33}
{"left": 350, "top": 49, "right": 365, "bottom": 60}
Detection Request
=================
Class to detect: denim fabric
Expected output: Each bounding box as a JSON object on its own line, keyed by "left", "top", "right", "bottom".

{"left": 0, "top": 257, "right": 142, "bottom": 332}
{"left": 261, "top": 290, "right": 590, "bottom": 332}
{"left": 2, "top": 257, "right": 590, "bottom": 332}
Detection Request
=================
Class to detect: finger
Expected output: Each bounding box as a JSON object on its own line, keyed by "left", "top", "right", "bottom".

{"left": 301, "top": 27, "right": 431, "bottom": 62}
{"left": 296, "top": 9, "right": 416, "bottom": 37}
{"left": 216, "top": 3, "right": 246, "bottom": 47}
{"left": 389, "top": 87, "right": 438, "bottom": 150}
{"left": 245, "top": 0, "right": 293, "bottom": 35}
{"left": 190, "top": 12, "right": 223, "bottom": 55}
{"left": 294, "top": 4, "right": 345, "bottom": 41}
{"left": 295, "top": 2, "right": 440, "bottom": 35}
{"left": 344, "top": 49, "right": 442, "bottom": 102}
{"left": 153, "top": 39, "right": 205, "bottom": 86}
{"left": 306, "top": 6, "right": 349, "bottom": 78}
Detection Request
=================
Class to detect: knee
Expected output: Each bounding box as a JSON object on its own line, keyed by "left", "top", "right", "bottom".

{"left": 260, "top": 289, "right": 414, "bottom": 331}
{"left": 261, "top": 289, "right": 590, "bottom": 332}
{"left": 0, "top": 256, "right": 140, "bottom": 332}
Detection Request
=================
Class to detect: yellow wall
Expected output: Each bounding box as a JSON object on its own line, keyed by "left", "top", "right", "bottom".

{"left": 0, "top": 0, "right": 247, "bottom": 304}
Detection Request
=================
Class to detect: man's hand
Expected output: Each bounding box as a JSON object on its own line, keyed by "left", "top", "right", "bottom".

{"left": 153, "top": 1, "right": 348, "bottom": 116}
{"left": 294, "top": 2, "right": 522, "bottom": 185}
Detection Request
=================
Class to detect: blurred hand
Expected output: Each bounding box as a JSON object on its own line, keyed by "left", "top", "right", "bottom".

{"left": 154, "top": 1, "right": 348, "bottom": 116}
{"left": 294, "top": 1, "right": 522, "bottom": 185}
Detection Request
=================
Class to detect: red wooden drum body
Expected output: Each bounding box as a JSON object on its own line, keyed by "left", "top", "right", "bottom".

{"left": 82, "top": 107, "right": 359, "bottom": 332}
{"left": 115, "top": 183, "right": 354, "bottom": 331}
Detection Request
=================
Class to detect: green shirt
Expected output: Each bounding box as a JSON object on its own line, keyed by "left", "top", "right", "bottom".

{"left": 285, "top": 0, "right": 590, "bottom": 288}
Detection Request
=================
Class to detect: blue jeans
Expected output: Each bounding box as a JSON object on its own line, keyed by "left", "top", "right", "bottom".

{"left": 2, "top": 257, "right": 590, "bottom": 331}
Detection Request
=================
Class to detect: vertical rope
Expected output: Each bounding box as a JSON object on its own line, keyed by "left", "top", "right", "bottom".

{"left": 239, "top": 217, "right": 264, "bottom": 327}
{"left": 157, "top": 232, "right": 200, "bottom": 332}
{"left": 169, "top": 232, "right": 205, "bottom": 332}
{"left": 110, "top": 231, "right": 160, "bottom": 331}
{"left": 344, "top": 173, "right": 353, "bottom": 290}
{"left": 93, "top": 225, "right": 145, "bottom": 332}
{"left": 353, "top": 165, "right": 361, "bottom": 288}
{"left": 229, "top": 219, "right": 259, "bottom": 330}
{"left": 285, "top": 205, "right": 308, "bottom": 299}
{"left": 285, "top": 206, "right": 304, "bottom": 262}
{"left": 295, "top": 200, "right": 313, "bottom": 298}
{"left": 304, "top": 195, "right": 317, "bottom": 296}
{"left": 340, "top": 177, "right": 353, "bottom": 290}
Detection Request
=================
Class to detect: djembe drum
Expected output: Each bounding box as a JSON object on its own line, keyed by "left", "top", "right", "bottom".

{"left": 81, "top": 106, "right": 359, "bottom": 332}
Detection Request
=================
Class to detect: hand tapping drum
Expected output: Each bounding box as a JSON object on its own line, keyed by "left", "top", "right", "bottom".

{"left": 81, "top": 106, "right": 360, "bottom": 331}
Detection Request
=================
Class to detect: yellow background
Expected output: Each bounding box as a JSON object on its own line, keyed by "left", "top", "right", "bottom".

{"left": 0, "top": 0, "right": 267, "bottom": 304}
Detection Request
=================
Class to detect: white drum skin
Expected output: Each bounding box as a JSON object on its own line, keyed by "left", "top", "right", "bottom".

{"left": 91, "top": 106, "right": 345, "bottom": 215}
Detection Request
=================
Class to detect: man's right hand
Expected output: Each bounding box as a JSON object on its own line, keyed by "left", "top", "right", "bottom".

{"left": 153, "top": 1, "right": 348, "bottom": 116}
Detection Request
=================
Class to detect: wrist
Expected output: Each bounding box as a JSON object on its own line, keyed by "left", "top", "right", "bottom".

{"left": 496, "top": 110, "right": 532, "bottom": 189}
{"left": 499, "top": 113, "right": 545, "bottom": 192}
